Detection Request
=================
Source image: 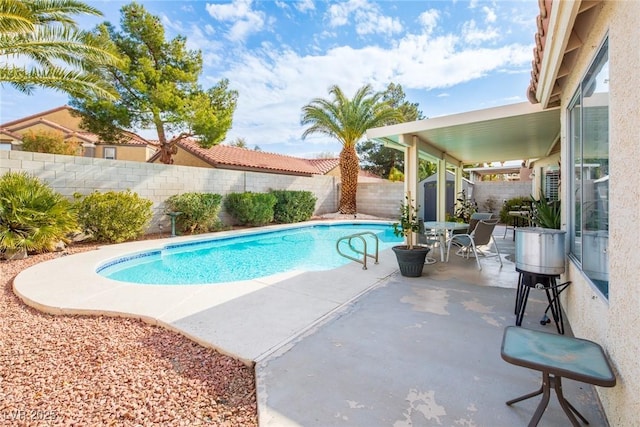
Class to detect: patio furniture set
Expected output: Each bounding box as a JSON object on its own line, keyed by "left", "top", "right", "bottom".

{"left": 420, "top": 215, "right": 616, "bottom": 427}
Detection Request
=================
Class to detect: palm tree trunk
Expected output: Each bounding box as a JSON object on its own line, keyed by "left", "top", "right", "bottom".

{"left": 339, "top": 145, "right": 359, "bottom": 214}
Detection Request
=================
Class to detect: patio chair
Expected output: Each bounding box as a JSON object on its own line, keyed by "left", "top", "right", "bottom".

{"left": 449, "top": 212, "right": 494, "bottom": 249}
{"left": 417, "top": 219, "right": 442, "bottom": 251}
{"left": 468, "top": 212, "right": 494, "bottom": 234}
{"left": 446, "top": 218, "right": 503, "bottom": 270}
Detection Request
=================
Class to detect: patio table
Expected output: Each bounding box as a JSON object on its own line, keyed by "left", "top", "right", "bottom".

{"left": 505, "top": 210, "right": 532, "bottom": 240}
{"left": 423, "top": 221, "right": 469, "bottom": 262}
{"left": 501, "top": 326, "right": 616, "bottom": 427}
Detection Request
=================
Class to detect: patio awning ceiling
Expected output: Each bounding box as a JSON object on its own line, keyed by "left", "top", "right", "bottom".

{"left": 366, "top": 102, "right": 561, "bottom": 165}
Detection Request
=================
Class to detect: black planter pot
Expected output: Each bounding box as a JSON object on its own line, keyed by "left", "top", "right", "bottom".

{"left": 392, "top": 245, "right": 431, "bottom": 277}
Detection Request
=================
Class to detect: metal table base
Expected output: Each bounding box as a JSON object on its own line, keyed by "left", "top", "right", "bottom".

{"left": 506, "top": 372, "right": 589, "bottom": 427}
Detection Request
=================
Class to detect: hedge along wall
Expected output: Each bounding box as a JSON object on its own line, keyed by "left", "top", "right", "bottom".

{"left": 1, "top": 150, "right": 339, "bottom": 233}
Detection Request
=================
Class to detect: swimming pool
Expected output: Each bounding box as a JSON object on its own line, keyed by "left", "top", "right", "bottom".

{"left": 98, "top": 222, "right": 401, "bottom": 285}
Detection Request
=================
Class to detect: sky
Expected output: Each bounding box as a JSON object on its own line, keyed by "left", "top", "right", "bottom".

{"left": 0, "top": 0, "right": 540, "bottom": 158}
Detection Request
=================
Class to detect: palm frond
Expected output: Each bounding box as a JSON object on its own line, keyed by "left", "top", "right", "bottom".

{"left": 0, "top": 65, "right": 118, "bottom": 99}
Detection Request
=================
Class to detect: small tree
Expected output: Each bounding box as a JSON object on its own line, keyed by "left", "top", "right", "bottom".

{"left": 70, "top": 2, "right": 238, "bottom": 164}
{"left": 301, "top": 84, "right": 401, "bottom": 214}
{"left": 393, "top": 194, "right": 421, "bottom": 249}
{"left": 21, "top": 130, "right": 80, "bottom": 155}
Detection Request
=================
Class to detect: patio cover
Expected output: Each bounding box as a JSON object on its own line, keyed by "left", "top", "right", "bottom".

{"left": 365, "top": 102, "right": 560, "bottom": 221}
{"left": 366, "top": 102, "right": 560, "bottom": 165}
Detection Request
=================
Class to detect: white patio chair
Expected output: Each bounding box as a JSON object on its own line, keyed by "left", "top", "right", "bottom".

{"left": 446, "top": 219, "right": 503, "bottom": 270}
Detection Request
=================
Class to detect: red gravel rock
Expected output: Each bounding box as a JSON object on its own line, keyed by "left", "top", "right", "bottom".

{"left": 0, "top": 243, "right": 257, "bottom": 426}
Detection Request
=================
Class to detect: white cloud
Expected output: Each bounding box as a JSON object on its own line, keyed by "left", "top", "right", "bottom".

{"left": 462, "top": 20, "right": 499, "bottom": 45}
{"left": 483, "top": 6, "right": 497, "bottom": 23}
{"left": 418, "top": 9, "right": 439, "bottom": 34}
{"left": 327, "top": 0, "right": 402, "bottom": 36}
{"left": 210, "top": 26, "right": 532, "bottom": 156}
{"left": 294, "top": 0, "right": 315, "bottom": 13}
{"left": 206, "top": 0, "right": 265, "bottom": 42}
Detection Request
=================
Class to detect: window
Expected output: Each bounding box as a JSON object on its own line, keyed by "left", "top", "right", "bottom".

{"left": 103, "top": 147, "right": 116, "bottom": 160}
{"left": 568, "top": 37, "right": 609, "bottom": 298}
{"left": 544, "top": 168, "right": 560, "bottom": 201}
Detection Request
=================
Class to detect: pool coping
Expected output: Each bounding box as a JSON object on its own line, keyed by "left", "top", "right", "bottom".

{"left": 12, "top": 220, "right": 401, "bottom": 365}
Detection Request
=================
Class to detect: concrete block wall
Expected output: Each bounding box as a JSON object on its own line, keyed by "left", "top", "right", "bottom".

{"left": 354, "top": 181, "right": 404, "bottom": 219}
{"left": 472, "top": 181, "right": 534, "bottom": 216}
{"left": 1, "top": 151, "right": 338, "bottom": 232}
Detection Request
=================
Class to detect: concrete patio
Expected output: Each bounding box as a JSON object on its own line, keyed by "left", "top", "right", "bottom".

{"left": 257, "top": 225, "right": 611, "bottom": 426}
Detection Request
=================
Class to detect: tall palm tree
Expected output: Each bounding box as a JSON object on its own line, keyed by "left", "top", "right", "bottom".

{"left": 0, "top": 0, "right": 120, "bottom": 99}
{"left": 301, "top": 84, "right": 401, "bottom": 214}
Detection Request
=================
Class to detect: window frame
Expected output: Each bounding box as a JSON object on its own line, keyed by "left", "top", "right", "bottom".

{"left": 103, "top": 146, "right": 117, "bottom": 160}
{"left": 567, "top": 35, "right": 609, "bottom": 299}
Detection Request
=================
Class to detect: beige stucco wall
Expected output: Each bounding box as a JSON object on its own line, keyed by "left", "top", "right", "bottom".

{"left": 95, "top": 145, "right": 151, "bottom": 162}
{"left": 159, "top": 147, "right": 213, "bottom": 168}
{"left": 7, "top": 108, "right": 82, "bottom": 133}
{"left": 41, "top": 108, "right": 83, "bottom": 130}
{"left": 558, "top": 1, "right": 640, "bottom": 424}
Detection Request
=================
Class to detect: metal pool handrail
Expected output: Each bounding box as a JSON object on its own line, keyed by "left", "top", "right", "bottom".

{"left": 336, "top": 231, "right": 379, "bottom": 270}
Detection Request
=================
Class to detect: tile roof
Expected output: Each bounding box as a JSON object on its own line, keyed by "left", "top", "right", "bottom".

{"left": 0, "top": 128, "right": 23, "bottom": 139}
{"left": 527, "top": 0, "right": 552, "bottom": 105}
{"left": 527, "top": 0, "right": 603, "bottom": 108}
{"left": 305, "top": 157, "right": 341, "bottom": 174}
{"left": 175, "top": 138, "right": 340, "bottom": 176}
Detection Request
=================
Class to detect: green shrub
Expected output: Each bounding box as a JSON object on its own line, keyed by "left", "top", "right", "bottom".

{"left": 454, "top": 190, "right": 477, "bottom": 223}
{"left": 0, "top": 172, "right": 78, "bottom": 254}
{"left": 224, "top": 192, "right": 277, "bottom": 226}
{"left": 165, "top": 192, "right": 223, "bottom": 234}
{"left": 499, "top": 196, "right": 529, "bottom": 223}
{"left": 270, "top": 190, "right": 317, "bottom": 223}
{"left": 22, "top": 130, "right": 80, "bottom": 155}
{"left": 75, "top": 190, "right": 152, "bottom": 243}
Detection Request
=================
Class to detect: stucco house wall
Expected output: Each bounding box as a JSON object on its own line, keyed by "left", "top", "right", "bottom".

{"left": 558, "top": 2, "right": 640, "bottom": 423}
{"left": 94, "top": 144, "right": 153, "bottom": 162}
{"left": 1, "top": 106, "right": 155, "bottom": 162}
{"left": 152, "top": 146, "right": 213, "bottom": 168}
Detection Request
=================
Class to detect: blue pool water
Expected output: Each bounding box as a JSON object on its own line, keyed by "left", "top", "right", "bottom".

{"left": 98, "top": 223, "right": 402, "bottom": 285}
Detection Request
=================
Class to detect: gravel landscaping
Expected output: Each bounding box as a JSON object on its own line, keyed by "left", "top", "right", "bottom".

{"left": 0, "top": 243, "right": 257, "bottom": 426}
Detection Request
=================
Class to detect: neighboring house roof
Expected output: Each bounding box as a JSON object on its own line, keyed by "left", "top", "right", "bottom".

{"left": 154, "top": 138, "right": 341, "bottom": 176}
{"left": 527, "top": 0, "right": 603, "bottom": 108}
{"left": 357, "top": 169, "right": 387, "bottom": 182}
{"left": 306, "top": 157, "right": 341, "bottom": 175}
{"left": 0, "top": 105, "right": 154, "bottom": 147}
{"left": 0, "top": 128, "right": 23, "bottom": 140}
{"left": 0, "top": 105, "right": 72, "bottom": 128}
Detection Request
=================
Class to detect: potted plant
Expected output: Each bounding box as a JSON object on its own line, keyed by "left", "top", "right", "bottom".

{"left": 529, "top": 190, "right": 560, "bottom": 229}
{"left": 392, "top": 194, "right": 431, "bottom": 277}
{"left": 515, "top": 190, "right": 566, "bottom": 275}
